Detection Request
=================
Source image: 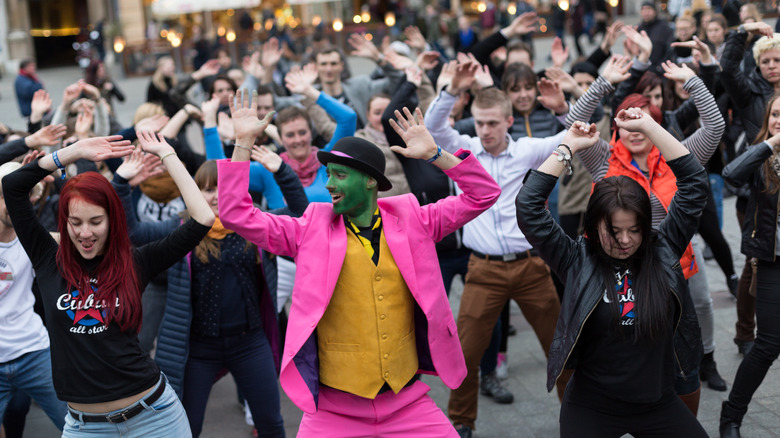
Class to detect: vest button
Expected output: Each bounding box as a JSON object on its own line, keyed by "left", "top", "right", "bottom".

{"left": 377, "top": 295, "right": 384, "bottom": 301}
{"left": 380, "top": 314, "right": 386, "bottom": 320}
{"left": 383, "top": 353, "right": 389, "bottom": 359}
{"left": 375, "top": 275, "right": 382, "bottom": 281}
{"left": 382, "top": 334, "right": 388, "bottom": 340}
{"left": 384, "top": 371, "right": 389, "bottom": 378}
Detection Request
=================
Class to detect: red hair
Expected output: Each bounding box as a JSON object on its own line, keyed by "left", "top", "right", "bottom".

{"left": 56, "top": 172, "right": 141, "bottom": 332}
{"left": 615, "top": 93, "right": 663, "bottom": 126}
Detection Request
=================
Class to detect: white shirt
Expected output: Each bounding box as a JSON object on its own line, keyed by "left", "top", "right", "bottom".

{"left": 425, "top": 91, "right": 566, "bottom": 255}
{"left": 0, "top": 237, "right": 49, "bottom": 363}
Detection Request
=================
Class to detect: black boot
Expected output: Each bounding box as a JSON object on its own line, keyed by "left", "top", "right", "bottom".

{"left": 701, "top": 351, "right": 728, "bottom": 391}
{"left": 720, "top": 401, "right": 746, "bottom": 438}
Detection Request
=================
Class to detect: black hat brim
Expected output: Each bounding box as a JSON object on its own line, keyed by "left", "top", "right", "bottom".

{"left": 317, "top": 150, "right": 393, "bottom": 192}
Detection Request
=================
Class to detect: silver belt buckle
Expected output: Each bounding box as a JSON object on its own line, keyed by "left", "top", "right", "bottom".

{"left": 502, "top": 253, "right": 517, "bottom": 262}
{"left": 106, "top": 410, "right": 129, "bottom": 424}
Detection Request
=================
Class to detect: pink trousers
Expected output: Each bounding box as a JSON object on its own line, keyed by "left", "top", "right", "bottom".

{"left": 297, "top": 380, "right": 459, "bottom": 437}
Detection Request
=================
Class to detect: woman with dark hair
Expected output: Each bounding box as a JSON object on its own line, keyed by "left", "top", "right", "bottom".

{"left": 567, "top": 56, "right": 728, "bottom": 398}
{"left": 720, "top": 92, "right": 780, "bottom": 438}
{"left": 516, "top": 112, "right": 709, "bottom": 437}
{"left": 1, "top": 134, "right": 215, "bottom": 437}
{"left": 84, "top": 59, "right": 125, "bottom": 113}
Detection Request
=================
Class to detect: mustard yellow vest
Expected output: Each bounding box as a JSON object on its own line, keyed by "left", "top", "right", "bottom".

{"left": 317, "top": 229, "right": 419, "bottom": 399}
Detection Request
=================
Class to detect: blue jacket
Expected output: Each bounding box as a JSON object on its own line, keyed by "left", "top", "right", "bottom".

{"left": 14, "top": 74, "right": 43, "bottom": 117}
{"left": 111, "top": 162, "right": 308, "bottom": 396}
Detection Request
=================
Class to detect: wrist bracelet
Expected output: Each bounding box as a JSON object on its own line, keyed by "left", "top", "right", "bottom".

{"left": 426, "top": 145, "right": 443, "bottom": 163}
{"left": 552, "top": 148, "right": 573, "bottom": 176}
{"left": 52, "top": 150, "right": 66, "bottom": 180}
{"left": 159, "top": 151, "right": 177, "bottom": 162}
{"left": 558, "top": 144, "right": 573, "bottom": 157}
{"left": 234, "top": 144, "right": 252, "bottom": 151}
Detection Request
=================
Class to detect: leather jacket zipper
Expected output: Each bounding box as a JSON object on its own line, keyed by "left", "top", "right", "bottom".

{"left": 555, "top": 294, "right": 600, "bottom": 385}
{"left": 670, "top": 283, "right": 685, "bottom": 380}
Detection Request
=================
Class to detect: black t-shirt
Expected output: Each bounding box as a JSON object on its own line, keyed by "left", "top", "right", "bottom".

{"left": 574, "top": 267, "right": 676, "bottom": 405}
{"left": 3, "top": 161, "right": 211, "bottom": 403}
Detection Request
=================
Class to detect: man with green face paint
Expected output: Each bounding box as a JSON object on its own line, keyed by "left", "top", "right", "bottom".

{"left": 217, "top": 90, "right": 501, "bottom": 437}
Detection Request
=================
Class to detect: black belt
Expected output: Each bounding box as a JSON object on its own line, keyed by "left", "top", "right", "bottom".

{"left": 69, "top": 378, "right": 166, "bottom": 424}
{"left": 471, "top": 249, "right": 537, "bottom": 262}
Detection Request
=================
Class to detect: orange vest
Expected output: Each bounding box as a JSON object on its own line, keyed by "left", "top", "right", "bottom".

{"left": 602, "top": 138, "right": 698, "bottom": 279}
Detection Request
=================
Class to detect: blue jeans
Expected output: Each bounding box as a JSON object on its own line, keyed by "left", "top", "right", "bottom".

{"left": 63, "top": 374, "right": 189, "bottom": 437}
{"left": 709, "top": 174, "right": 724, "bottom": 229}
{"left": 183, "top": 329, "right": 284, "bottom": 438}
{"left": 0, "top": 348, "right": 66, "bottom": 430}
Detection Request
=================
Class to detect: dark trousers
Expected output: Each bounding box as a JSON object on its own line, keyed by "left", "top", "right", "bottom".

{"left": 182, "top": 329, "right": 284, "bottom": 438}
{"left": 561, "top": 378, "right": 707, "bottom": 438}
{"left": 724, "top": 259, "right": 780, "bottom": 419}
{"left": 698, "top": 190, "right": 735, "bottom": 278}
{"left": 734, "top": 209, "right": 756, "bottom": 342}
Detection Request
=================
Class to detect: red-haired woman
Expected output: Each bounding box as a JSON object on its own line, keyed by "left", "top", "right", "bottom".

{"left": 2, "top": 134, "right": 215, "bottom": 437}
{"left": 564, "top": 56, "right": 726, "bottom": 412}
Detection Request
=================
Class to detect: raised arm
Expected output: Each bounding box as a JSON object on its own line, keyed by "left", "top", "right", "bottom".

{"left": 516, "top": 122, "right": 599, "bottom": 277}
{"left": 661, "top": 61, "right": 725, "bottom": 164}
{"left": 723, "top": 137, "right": 778, "bottom": 187}
{"left": 423, "top": 62, "right": 479, "bottom": 153}
{"left": 136, "top": 132, "right": 215, "bottom": 227}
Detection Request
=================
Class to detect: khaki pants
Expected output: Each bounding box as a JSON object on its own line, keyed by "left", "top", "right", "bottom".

{"left": 447, "top": 254, "right": 569, "bottom": 429}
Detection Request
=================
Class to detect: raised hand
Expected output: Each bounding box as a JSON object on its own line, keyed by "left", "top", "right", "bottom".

{"left": 388, "top": 107, "right": 439, "bottom": 159}
{"left": 229, "top": 89, "right": 276, "bottom": 143}
{"left": 671, "top": 35, "right": 713, "bottom": 64}
{"left": 601, "top": 55, "right": 633, "bottom": 85}
{"left": 242, "top": 51, "right": 265, "bottom": 79}
{"left": 614, "top": 107, "right": 656, "bottom": 133}
{"left": 405, "top": 66, "right": 423, "bottom": 87}
{"left": 183, "top": 103, "right": 203, "bottom": 122}
{"left": 404, "top": 26, "right": 427, "bottom": 50}
{"left": 135, "top": 114, "right": 169, "bottom": 134}
{"left": 284, "top": 65, "right": 318, "bottom": 97}
{"left": 21, "top": 150, "right": 46, "bottom": 166}
{"left": 192, "top": 59, "right": 220, "bottom": 81}
{"left": 537, "top": 78, "right": 568, "bottom": 113}
{"left": 261, "top": 38, "right": 283, "bottom": 68}
{"left": 505, "top": 12, "right": 538, "bottom": 37}
{"left": 116, "top": 146, "right": 162, "bottom": 183}
{"left": 562, "top": 121, "right": 599, "bottom": 153}
{"left": 79, "top": 80, "right": 102, "bottom": 100}
{"left": 661, "top": 60, "right": 696, "bottom": 83}
{"left": 545, "top": 67, "right": 581, "bottom": 95}
{"left": 600, "top": 20, "right": 624, "bottom": 53}
{"left": 449, "top": 61, "right": 479, "bottom": 95}
{"left": 62, "top": 82, "right": 84, "bottom": 107}
{"left": 30, "top": 89, "right": 52, "bottom": 121}
{"left": 437, "top": 60, "right": 458, "bottom": 92}
{"left": 743, "top": 21, "right": 774, "bottom": 38}
{"left": 250, "top": 145, "right": 283, "bottom": 173}
{"left": 74, "top": 106, "right": 94, "bottom": 138}
{"left": 217, "top": 112, "right": 236, "bottom": 141}
{"left": 201, "top": 95, "right": 221, "bottom": 127}
{"left": 622, "top": 26, "right": 652, "bottom": 63}
{"left": 416, "top": 50, "right": 440, "bottom": 70}
{"left": 551, "top": 37, "right": 569, "bottom": 68}
{"left": 26, "top": 124, "right": 67, "bottom": 148}
{"left": 69, "top": 135, "right": 134, "bottom": 162}
{"left": 348, "top": 33, "right": 381, "bottom": 62}
{"left": 137, "top": 131, "right": 174, "bottom": 157}
{"left": 384, "top": 48, "right": 415, "bottom": 70}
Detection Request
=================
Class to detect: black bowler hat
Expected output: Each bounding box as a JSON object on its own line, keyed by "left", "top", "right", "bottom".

{"left": 317, "top": 137, "right": 393, "bottom": 191}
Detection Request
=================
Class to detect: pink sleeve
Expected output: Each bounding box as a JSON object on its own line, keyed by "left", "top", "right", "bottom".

{"left": 417, "top": 150, "right": 501, "bottom": 242}
{"left": 217, "top": 159, "right": 308, "bottom": 258}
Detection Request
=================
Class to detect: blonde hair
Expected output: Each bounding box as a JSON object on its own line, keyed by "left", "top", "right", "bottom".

{"left": 753, "top": 34, "right": 780, "bottom": 65}
{"left": 151, "top": 56, "right": 177, "bottom": 93}
{"left": 132, "top": 103, "right": 165, "bottom": 125}
{"left": 473, "top": 88, "right": 513, "bottom": 118}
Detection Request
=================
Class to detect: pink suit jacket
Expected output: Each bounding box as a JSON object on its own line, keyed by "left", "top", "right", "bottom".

{"left": 217, "top": 151, "right": 500, "bottom": 414}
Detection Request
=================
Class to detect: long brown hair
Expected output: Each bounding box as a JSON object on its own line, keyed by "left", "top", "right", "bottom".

{"left": 753, "top": 92, "right": 780, "bottom": 194}
{"left": 191, "top": 160, "right": 257, "bottom": 263}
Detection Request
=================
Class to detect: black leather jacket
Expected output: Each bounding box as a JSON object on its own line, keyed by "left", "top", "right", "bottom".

{"left": 516, "top": 154, "right": 708, "bottom": 392}
{"left": 723, "top": 141, "right": 780, "bottom": 262}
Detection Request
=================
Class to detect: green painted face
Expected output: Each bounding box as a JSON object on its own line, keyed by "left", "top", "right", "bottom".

{"left": 325, "top": 162, "right": 376, "bottom": 224}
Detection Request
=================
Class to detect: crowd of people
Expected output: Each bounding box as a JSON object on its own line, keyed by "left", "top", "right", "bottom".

{"left": 2, "top": 1, "right": 780, "bottom": 437}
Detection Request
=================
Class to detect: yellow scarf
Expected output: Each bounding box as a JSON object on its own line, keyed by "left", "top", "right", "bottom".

{"left": 207, "top": 216, "right": 234, "bottom": 240}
